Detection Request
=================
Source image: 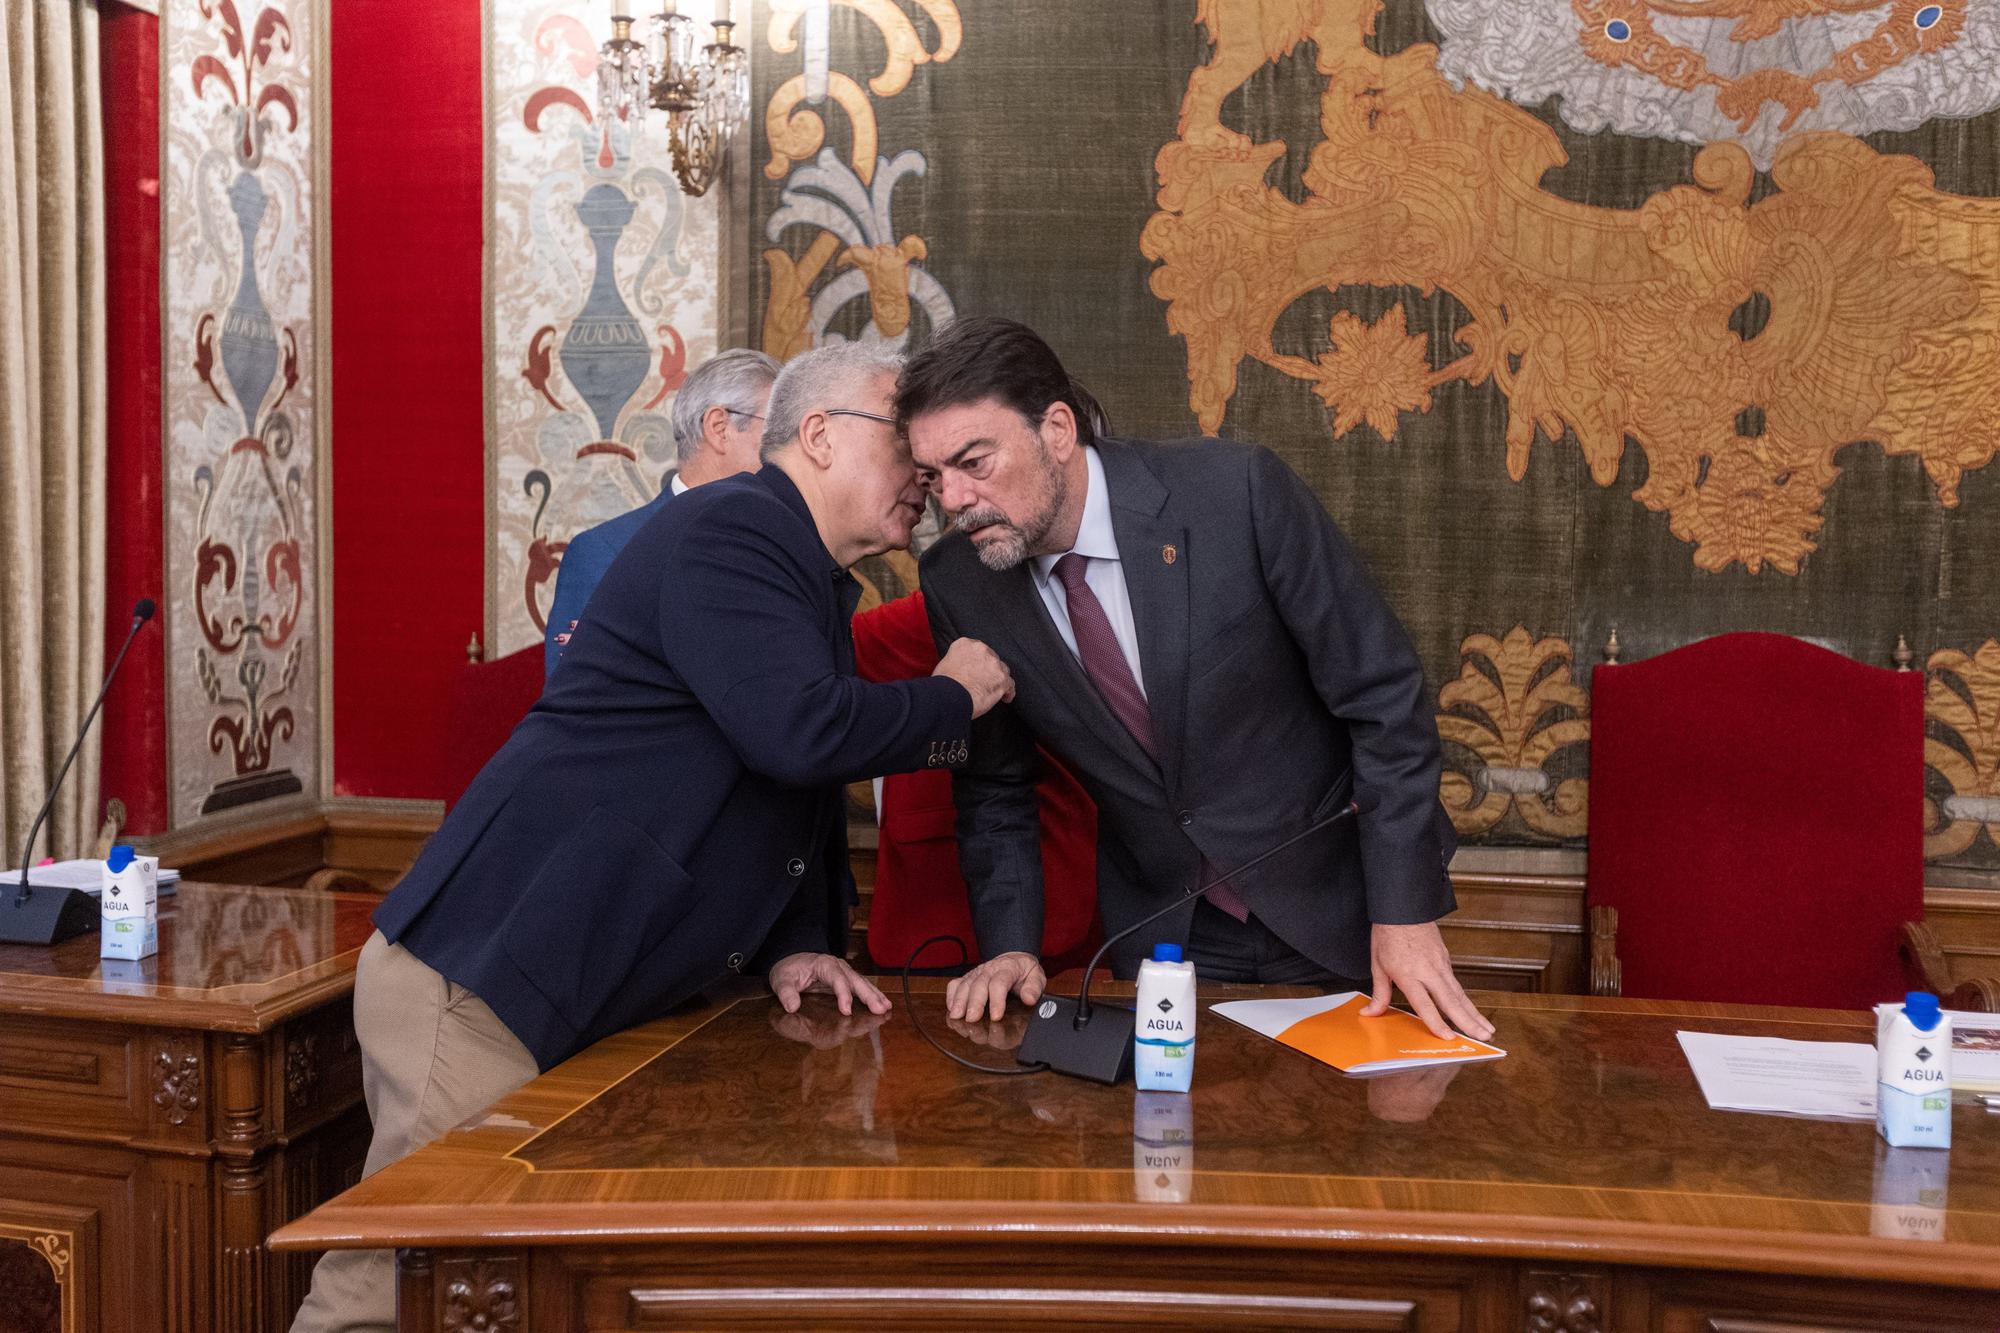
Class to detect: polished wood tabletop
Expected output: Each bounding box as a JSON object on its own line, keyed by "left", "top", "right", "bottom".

{"left": 0, "top": 881, "right": 377, "bottom": 1032}
{"left": 269, "top": 982, "right": 1999, "bottom": 1291}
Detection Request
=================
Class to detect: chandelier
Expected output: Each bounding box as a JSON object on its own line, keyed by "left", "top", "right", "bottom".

{"left": 597, "top": 1, "right": 749, "bottom": 197}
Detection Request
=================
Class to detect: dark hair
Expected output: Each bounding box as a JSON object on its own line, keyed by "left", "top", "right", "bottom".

{"left": 895, "top": 316, "right": 1096, "bottom": 447}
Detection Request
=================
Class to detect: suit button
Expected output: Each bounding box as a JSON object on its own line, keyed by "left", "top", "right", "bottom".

{"left": 1178, "top": 811, "right": 1193, "bottom": 826}
{"left": 727, "top": 952, "right": 745, "bottom": 972}
{"left": 786, "top": 858, "right": 806, "bottom": 877}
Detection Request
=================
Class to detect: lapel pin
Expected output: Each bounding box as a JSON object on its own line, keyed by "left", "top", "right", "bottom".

{"left": 1162, "top": 544, "right": 1177, "bottom": 565}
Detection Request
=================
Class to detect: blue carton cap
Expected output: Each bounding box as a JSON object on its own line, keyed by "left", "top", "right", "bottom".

{"left": 1903, "top": 991, "right": 1942, "bottom": 1031}
{"left": 1152, "top": 942, "right": 1183, "bottom": 964}
{"left": 106, "top": 844, "right": 135, "bottom": 873}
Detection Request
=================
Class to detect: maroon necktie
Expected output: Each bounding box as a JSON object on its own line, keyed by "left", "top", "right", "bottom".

{"left": 1053, "top": 554, "right": 1249, "bottom": 922}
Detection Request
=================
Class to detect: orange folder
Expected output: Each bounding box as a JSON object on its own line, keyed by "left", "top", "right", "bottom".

{"left": 1211, "top": 992, "right": 1505, "bottom": 1074}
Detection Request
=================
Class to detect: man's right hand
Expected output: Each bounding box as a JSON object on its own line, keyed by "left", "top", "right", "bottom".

{"left": 945, "top": 950, "right": 1046, "bottom": 1021}
{"left": 934, "top": 637, "right": 1016, "bottom": 718}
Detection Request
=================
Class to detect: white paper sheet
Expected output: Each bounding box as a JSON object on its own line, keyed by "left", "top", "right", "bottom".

{"left": 1948, "top": 1010, "right": 2000, "bottom": 1093}
{"left": 0, "top": 859, "right": 180, "bottom": 894}
{"left": 1676, "top": 1030, "right": 1877, "bottom": 1121}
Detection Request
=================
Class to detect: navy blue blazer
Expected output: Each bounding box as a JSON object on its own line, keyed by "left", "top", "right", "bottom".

{"left": 543, "top": 478, "right": 674, "bottom": 678}
{"left": 376, "top": 467, "right": 973, "bottom": 1070}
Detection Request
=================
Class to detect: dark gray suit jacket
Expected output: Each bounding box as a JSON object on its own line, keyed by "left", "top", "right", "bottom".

{"left": 919, "top": 436, "right": 1455, "bottom": 982}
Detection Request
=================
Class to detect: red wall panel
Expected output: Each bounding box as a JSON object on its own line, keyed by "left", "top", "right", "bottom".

{"left": 99, "top": 4, "right": 166, "bottom": 834}
{"left": 330, "top": 0, "right": 486, "bottom": 799}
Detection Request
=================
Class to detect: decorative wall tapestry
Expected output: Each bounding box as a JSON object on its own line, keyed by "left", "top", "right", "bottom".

{"left": 163, "top": 0, "right": 318, "bottom": 822}
{"left": 754, "top": 0, "right": 960, "bottom": 603}
{"left": 750, "top": 0, "right": 2000, "bottom": 871}
{"left": 487, "top": 0, "right": 721, "bottom": 657}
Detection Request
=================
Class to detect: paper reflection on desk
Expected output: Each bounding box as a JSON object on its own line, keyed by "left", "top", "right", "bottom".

{"left": 1871, "top": 1139, "right": 1947, "bottom": 1242}
{"left": 1133, "top": 1091, "right": 1193, "bottom": 1202}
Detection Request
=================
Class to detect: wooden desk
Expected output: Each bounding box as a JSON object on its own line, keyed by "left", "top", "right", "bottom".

{"left": 271, "top": 984, "right": 1999, "bottom": 1332}
{"left": 0, "top": 882, "right": 376, "bottom": 1333}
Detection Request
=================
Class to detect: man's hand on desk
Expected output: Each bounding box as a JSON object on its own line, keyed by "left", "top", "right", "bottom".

{"left": 768, "top": 952, "right": 891, "bottom": 1016}
{"left": 944, "top": 950, "right": 1046, "bottom": 1021}
{"left": 1362, "top": 921, "right": 1496, "bottom": 1042}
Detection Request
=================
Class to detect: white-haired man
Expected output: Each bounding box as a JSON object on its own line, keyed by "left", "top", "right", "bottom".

{"left": 290, "top": 342, "right": 1013, "bottom": 1333}
{"left": 544, "top": 346, "right": 779, "bottom": 676}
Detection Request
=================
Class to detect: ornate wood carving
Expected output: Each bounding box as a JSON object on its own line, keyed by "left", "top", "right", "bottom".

{"left": 1523, "top": 1270, "right": 1606, "bottom": 1333}
{"left": 285, "top": 1031, "right": 320, "bottom": 1109}
{"left": 153, "top": 1037, "right": 203, "bottom": 1126}
{"left": 441, "top": 1255, "right": 522, "bottom": 1333}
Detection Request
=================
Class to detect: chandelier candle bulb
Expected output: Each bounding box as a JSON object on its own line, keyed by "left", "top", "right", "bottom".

{"left": 1134, "top": 943, "right": 1197, "bottom": 1093}
{"left": 1876, "top": 992, "right": 1951, "bottom": 1149}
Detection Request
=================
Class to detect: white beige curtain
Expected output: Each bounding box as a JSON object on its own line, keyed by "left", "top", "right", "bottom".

{"left": 0, "top": 0, "right": 107, "bottom": 865}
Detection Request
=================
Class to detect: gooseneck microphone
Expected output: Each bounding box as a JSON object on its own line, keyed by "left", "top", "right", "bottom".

{"left": 1015, "top": 789, "right": 1378, "bottom": 1083}
{"left": 2, "top": 598, "right": 156, "bottom": 945}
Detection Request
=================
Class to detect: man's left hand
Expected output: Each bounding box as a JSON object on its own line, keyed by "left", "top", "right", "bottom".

{"left": 769, "top": 952, "right": 891, "bottom": 1016}
{"left": 1361, "top": 921, "right": 1495, "bottom": 1042}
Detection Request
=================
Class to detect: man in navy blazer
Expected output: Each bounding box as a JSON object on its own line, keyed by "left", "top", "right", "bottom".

{"left": 544, "top": 347, "right": 779, "bottom": 676}
{"left": 291, "top": 342, "right": 1015, "bottom": 1333}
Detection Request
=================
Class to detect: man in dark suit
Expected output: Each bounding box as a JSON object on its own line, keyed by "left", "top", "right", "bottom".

{"left": 291, "top": 341, "right": 1014, "bottom": 1333}
{"left": 901, "top": 317, "right": 1492, "bottom": 1044}
{"left": 544, "top": 347, "right": 779, "bottom": 676}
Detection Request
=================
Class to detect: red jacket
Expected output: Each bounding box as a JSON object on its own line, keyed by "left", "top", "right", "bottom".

{"left": 852, "top": 591, "right": 1099, "bottom": 971}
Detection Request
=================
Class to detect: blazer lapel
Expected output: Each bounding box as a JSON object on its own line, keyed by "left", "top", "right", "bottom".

{"left": 985, "top": 556, "right": 1160, "bottom": 780}
{"left": 1098, "top": 438, "right": 1190, "bottom": 793}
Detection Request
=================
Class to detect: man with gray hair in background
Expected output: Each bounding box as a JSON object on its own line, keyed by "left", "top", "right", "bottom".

{"left": 544, "top": 346, "right": 779, "bottom": 675}
{"left": 291, "top": 341, "right": 1013, "bottom": 1333}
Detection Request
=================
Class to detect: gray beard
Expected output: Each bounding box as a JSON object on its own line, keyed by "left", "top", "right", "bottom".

{"left": 958, "top": 444, "right": 1068, "bottom": 573}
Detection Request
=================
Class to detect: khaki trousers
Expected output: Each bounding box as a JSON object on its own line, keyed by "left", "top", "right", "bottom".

{"left": 289, "top": 931, "right": 540, "bottom": 1333}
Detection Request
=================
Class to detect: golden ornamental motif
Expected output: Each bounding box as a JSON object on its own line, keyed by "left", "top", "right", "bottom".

{"left": 1311, "top": 305, "right": 1433, "bottom": 440}
{"left": 29, "top": 1233, "right": 71, "bottom": 1281}
{"left": 1437, "top": 627, "right": 1590, "bottom": 839}
{"left": 759, "top": 5, "right": 959, "bottom": 361}
{"left": 1142, "top": 0, "right": 2000, "bottom": 574}
{"left": 763, "top": 0, "right": 961, "bottom": 186}
{"left": 1924, "top": 638, "right": 2000, "bottom": 860}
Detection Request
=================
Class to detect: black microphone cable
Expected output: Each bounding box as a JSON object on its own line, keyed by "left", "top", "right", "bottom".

{"left": 900, "top": 791, "right": 1377, "bottom": 1074}
{"left": 901, "top": 934, "right": 1050, "bottom": 1076}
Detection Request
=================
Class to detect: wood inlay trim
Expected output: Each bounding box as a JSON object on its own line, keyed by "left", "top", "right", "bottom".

{"left": 625, "top": 1285, "right": 1420, "bottom": 1324}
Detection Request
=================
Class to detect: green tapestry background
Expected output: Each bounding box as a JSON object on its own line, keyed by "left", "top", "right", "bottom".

{"left": 746, "top": 0, "right": 2000, "bottom": 872}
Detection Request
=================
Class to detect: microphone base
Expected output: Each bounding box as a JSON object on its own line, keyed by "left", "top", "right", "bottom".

{"left": 1017, "top": 995, "right": 1135, "bottom": 1084}
{"left": 0, "top": 887, "right": 100, "bottom": 946}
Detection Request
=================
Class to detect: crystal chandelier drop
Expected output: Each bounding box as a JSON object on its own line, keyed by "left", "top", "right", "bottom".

{"left": 596, "top": 2, "right": 749, "bottom": 198}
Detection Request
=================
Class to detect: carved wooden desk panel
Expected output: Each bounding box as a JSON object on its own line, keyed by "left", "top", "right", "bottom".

{"left": 271, "top": 985, "right": 1998, "bottom": 1332}
{"left": 0, "top": 883, "right": 375, "bottom": 1333}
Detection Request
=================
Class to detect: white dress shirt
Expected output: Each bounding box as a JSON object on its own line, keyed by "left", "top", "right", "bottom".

{"left": 1030, "top": 446, "right": 1147, "bottom": 698}
{"left": 669, "top": 473, "right": 689, "bottom": 497}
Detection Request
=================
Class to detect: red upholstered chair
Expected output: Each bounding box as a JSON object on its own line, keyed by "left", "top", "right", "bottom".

{"left": 1586, "top": 632, "right": 1944, "bottom": 1011}
{"left": 851, "top": 591, "right": 1101, "bottom": 974}
{"left": 438, "top": 645, "right": 545, "bottom": 809}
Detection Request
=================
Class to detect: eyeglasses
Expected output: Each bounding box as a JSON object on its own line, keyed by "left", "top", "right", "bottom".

{"left": 724, "top": 408, "right": 764, "bottom": 422}
{"left": 825, "top": 408, "right": 898, "bottom": 426}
